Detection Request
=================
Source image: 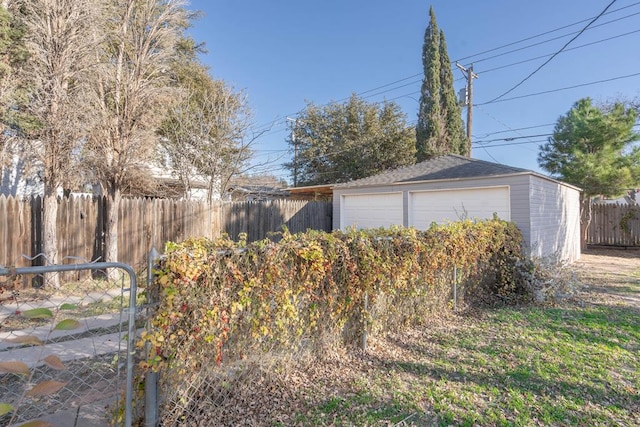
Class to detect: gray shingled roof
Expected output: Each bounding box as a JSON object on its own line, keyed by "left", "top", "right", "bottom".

{"left": 334, "top": 154, "right": 531, "bottom": 188}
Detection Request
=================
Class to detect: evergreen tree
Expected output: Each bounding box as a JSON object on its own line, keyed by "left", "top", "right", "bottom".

{"left": 538, "top": 98, "right": 639, "bottom": 197}
{"left": 538, "top": 97, "right": 640, "bottom": 248}
{"left": 416, "top": 7, "right": 441, "bottom": 161}
{"left": 416, "top": 7, "right": 468, "bottom": 161}
{"left": 285, "top": 94, "right": 416, "bottom": 186}
{"left": 439, "top": 29, "right": 469, "bottom": 157}
{"left": 0, "top": 3, "right": 29, "bottom": 163}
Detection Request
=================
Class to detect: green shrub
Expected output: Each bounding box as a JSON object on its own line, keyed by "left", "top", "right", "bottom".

{"left": 140, "top": 219, "right": 525, "bottom": 376}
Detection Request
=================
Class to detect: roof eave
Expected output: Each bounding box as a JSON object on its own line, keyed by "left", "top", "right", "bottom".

{"left": 334, "top": 171, "right": 583, "bottom": 192}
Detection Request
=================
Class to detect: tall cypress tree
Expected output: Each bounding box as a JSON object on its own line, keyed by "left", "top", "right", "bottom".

{"left": 439, "top": 29, "right": 469, "bottom": 157}
{"left": 416, "top": 7, "right": 441, "bottom": 161}
{"left": 416, "top": 7, "right": 469, "bottom": 161}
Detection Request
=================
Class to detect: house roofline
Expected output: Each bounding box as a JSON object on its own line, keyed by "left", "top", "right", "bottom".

{"left": 333, "top": 171, "right": 582, "bottom": 192}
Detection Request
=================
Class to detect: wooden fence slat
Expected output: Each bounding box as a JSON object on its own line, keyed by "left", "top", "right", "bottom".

{"left": 0, "top": 195, "right": 333, "bottom": 278}
{"left": 587, "top": 202, "right": 640, "bottom": 247}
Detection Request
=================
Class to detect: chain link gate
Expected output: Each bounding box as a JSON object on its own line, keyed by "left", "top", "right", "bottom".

{"left": 0, "top": 258, "right": 139, "bottom": 426}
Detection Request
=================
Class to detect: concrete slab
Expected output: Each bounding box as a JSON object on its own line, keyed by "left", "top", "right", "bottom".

{"left": 0, "top": 313, "right": 124, "bottom": 351}
{"left": 0, "top": 332, "right": 126, "bottom": 367}
{"left": 1, "top": 295, "right": 139, "bottom": 426}
{"left": 10, "top": 408, "right": 81, "bottom": 427}
{"left": 77, "top": 401, "right": 114, "bottom": 427}
{"left": 9, "top": 400, "right": 113, "bottom": 427}
{"left": 0, "top": 289, "right": 130, "bottom": 322}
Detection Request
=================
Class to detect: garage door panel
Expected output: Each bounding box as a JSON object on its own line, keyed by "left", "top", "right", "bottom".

{"left": 342, "top": 192, "right": 403, "bottom": 229}
{"left": 409, "top": 187, "right": 510, "bottom": 229}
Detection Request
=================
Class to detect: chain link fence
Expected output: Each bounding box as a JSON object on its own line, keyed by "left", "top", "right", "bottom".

{"left": 0, "top": 255, "right": 140, "bottom": 426}
{"left": 142, "top": 242, "right": 468, "bottom": 426}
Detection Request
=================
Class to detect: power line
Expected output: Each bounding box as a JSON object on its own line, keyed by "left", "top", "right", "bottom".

{"left": 465, "top": 10, "right": 640, "bottom": 67}
{"left": 340, "top": 73, "right": 422, "bottom": 99}
{"left": 360, "top": 79, "right": 424, "bottom": 101}
{"left": 485, "top": 0, "right": 619, "bottom": 103}
{"left": 478, "top": 144, "right": 500, "bottom": 162}
{"left": 252, "top": 24, "right": 639, "bottom": 138}
{"left": 473, "top": 122, "right": 640, "bottom": 141}
{"left": 474, "top": 104, "right": 538, "bottom": 141}
{"left": 453, "top": 0, "right": 640, "bottom": 63}
{"left": 351, "top": 24, "right": 640, "bottom": 107}
{"left": 255, "top": 56, "right": 634, "bottom": 139}
{"left": 474, "top": 123, "right": 555, "bottom": 138}
{"left": 348, "top": 0, "right": 638, "bottom": 98}
{"left": 477, "top": 71, "right": 640, "bottom": 106}
{"left": 478, "top": 27, "right": 640, "bottom": 74}
{"left": 472, "top": 139, "right": 548, "bottom": 148}
{"left": 336, "top": 13, "right": 639, "bottom": 106}
{"left": 247, "top": 3, "right": 639, "bottom": 136}
{"left": 471, "top": 105, "right": 544, "bottom": 154}
{"left": 474, "top": 133, "right": 553, "bottom": 144}
{"left": 258, "top": 69, "right": 640, "bottom": 143}
{"left": 248, "top": 4, "right": 639, "bottom": 154}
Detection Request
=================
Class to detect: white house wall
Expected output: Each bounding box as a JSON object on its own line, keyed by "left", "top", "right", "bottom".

{"left": 408, "top": 186, "right": 511, "bottom": 228}
{"left": 528, "top": 175, "right": 581, "bottom": 262}
{"left": 0, "top": 152, "right": 43, "bottom": 197}
{"left": 340, "top": 192, "right": 403, "bottom": 229}
{"left": 335, "top": 174, "right": 589, "bottom": 258}
{"left": 334, "top": 174, "right": 532, "bottom": 234}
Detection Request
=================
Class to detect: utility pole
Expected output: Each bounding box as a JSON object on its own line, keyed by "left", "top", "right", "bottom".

{"left": 456, "top": 62, "right": 478, "bottom": 153}
{"left": 286, "top": 117, "right": 298, "bottom": 187}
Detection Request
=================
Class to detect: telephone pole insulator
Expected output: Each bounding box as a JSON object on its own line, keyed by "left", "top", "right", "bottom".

{"left": 456, "top": 62, "right": 478, "bottom": 153}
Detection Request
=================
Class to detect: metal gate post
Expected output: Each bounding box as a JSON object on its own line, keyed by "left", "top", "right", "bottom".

{"left": 145, "top": 248, "right": 160, "bottom": 427}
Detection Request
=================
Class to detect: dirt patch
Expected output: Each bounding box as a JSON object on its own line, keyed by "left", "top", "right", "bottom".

{"left": 573, "top": 247, "right": 640, "bottom": 309}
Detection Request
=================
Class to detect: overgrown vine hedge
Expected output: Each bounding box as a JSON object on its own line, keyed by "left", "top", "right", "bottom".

{"left": 140, "top": 218, "right": 526, "bottom": 376}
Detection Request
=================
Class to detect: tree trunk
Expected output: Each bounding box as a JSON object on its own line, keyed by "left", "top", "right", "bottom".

{"left": 207, "top": 179, "right": 214, "bottom": 204}
{"left": 104, "top": 180, "right": 121, "bottom": 280}
{"left": 580, "top": 194, "right": 592, "bottom": 252}
{"left": 42, "top": 185, "right": 59, "bottom": 288}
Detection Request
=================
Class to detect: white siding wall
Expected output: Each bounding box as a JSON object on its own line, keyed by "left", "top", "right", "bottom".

{"left": 507, "top": 176, "right": 532, "bottom": 252}
{"left": 334, "top": 185, "right": 406, "bottom": 229}
{"left": 408, "top": 186, "right": 510, "bottom": 228}
{"left": 341, "top": 192, "right": 403, "bottom": 229}
{"left": 333, "top": 175, "right": 532, "bottom": 238}
{"left": 333, "top": 173, "right": 580, "bottom": 262}
{"left": 0, "top": 152, "right": 43, "bottom": 197}
{"left": 528, "top": 175, "right": 581, "bottom": 262}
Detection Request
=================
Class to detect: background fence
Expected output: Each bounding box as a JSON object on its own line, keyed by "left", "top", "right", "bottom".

{"left": 0, "top": 196, "right": 333, "bottom": 278}
{"left": 586, "top": 203, "right": 640, "bottom": 247}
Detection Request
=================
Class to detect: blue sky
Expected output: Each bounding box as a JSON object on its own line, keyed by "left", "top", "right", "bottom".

{"left": 186, "top": 0, "right": 640, "bottom": 184}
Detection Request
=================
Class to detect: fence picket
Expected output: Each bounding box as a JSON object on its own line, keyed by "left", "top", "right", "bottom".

{"left": 587, "top": 203, "right": 640, "bottom": 247}
{"left": 0, "top": 196, "right": 333, "bottom": 275}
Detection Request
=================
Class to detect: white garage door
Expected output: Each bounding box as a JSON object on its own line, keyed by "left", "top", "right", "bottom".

{"left": 341, "top": 192, "right": 403, "bottom": 229}
{"left": 409, "top": 186, "right": 510, "bottom": 229}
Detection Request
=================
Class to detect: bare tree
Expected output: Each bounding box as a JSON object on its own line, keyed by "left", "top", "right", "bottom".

{"left": 159, "top": 64, "right": 253, "bottom": 202}
{"left": 14, "top": 0, "right": 97, "bottom": 286}
{"left": 84, "top": 0, "right": 188, "bottom": 265}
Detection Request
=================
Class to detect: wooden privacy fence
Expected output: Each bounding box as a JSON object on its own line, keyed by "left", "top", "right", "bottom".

{"left": 0, "top": 195, "right": 333, "bottom": 274}
{"left": 586, "top": 203, "right": 640, "bottom": 247}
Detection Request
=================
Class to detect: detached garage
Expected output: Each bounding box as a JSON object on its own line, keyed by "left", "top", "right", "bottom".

{"left": 333, "top": 155, "right": 581, "bottom": 262}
